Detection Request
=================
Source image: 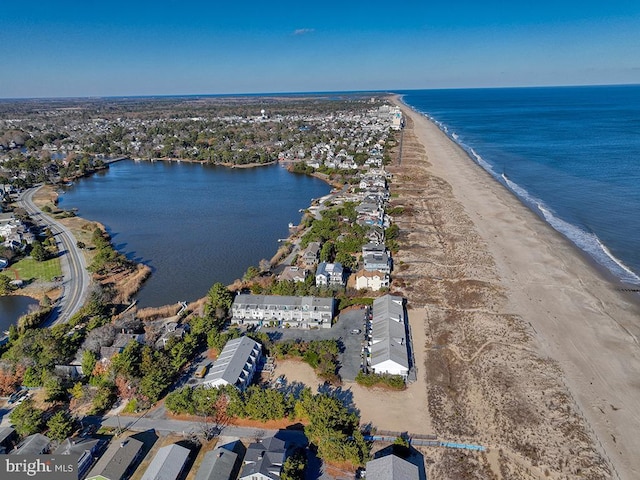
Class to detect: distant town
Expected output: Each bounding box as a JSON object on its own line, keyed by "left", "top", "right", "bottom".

{"left": 0, "top": 95, "right": 440, "bottom": 480}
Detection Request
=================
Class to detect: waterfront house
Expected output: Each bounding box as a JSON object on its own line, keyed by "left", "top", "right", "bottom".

{"left": 302, "top": 242, "right": 321, "bottom": 267}
{"left": 369, "top": 295, "right": 410, "bottom": 379}
{"left": 203, "top": 336, "right": 262, "bottom": 392}
{"left": 363, "top": 250, "right": 391, "bottom": 274}
{"left": 278, "top": 266, "right": 308, "bottom": 283}
{"left": 315, "top": 262, "right": 345, "bottom": 288}
{"left": 231, "top": 294, "right": 334, "bottom": 329}
{"left": 141, "top": 444, "right": 191, "bottom": 480}
{"left": 100, "top": 333, "right": 146, "bottom": 361}
{"left": 86, "top": 436, "right": 144, "bottom": 480}
{"left": 355, "top": 270, "right": 390, "bottom": 291}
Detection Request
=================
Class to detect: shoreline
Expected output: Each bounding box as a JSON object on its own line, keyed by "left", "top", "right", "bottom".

{"left": 391, "top": 95, "right": 640, "bottom": 478}
{"left": 396, "top": 95, "right": 640, "bottom": 294}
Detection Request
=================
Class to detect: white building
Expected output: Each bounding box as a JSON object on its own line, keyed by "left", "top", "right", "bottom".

{"left": 369, "top": 295, "right": 410, "bottom": 379}
{"left": 315, "top": 262, "right": 345, "bottom": 288}
{"left": 355, "top": 270, "right": 390, "bottom": 291}
{"left": 203, "top": 336, "right": 262, "bottom": 391}
{"left": 232, "top": 294, "right": 334, "bottom": 329}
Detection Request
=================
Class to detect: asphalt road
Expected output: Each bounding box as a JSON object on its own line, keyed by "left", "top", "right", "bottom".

{"left": 17, "top": 186, "right": 90, "bottom": 325}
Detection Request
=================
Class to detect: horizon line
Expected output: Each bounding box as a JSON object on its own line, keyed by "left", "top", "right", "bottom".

{"left": 1, "top": 82, "right": 639, "bottom": 102}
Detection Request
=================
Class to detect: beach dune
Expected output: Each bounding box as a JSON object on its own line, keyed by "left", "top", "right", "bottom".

{"left": 391, "top": 96, "right": 640, "bottom": 479}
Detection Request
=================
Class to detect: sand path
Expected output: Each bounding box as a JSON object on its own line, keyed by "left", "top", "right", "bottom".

{"left": 272, "top": 306, "right": 432, "bottom": 434}
{"left": 397, "top": 98, "right": 640, "bottom": 479}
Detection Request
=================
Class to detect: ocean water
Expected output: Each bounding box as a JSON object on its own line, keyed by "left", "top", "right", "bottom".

{"left": 400, "top": 85, "right": 640, "bottom": 286}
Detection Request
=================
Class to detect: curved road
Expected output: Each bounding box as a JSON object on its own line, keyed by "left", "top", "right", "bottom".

{"left": 18, "top": 186, "right": 91, "bottom": 325}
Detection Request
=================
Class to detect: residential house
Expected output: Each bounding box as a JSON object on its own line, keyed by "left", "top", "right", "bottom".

{"left": 100, "top": 333, "right": 146, "bottom": 361}
{"left": 86, "top": 436, "right": 144, "bottom": 480}
{"left": 355, "top": 270, "right": 390, "bottom": 291}
{"left": 363, "top": 251, "right": 391, "bottom": 274}
{"left": 203, "top": 336, "right": 262, "bottom": 392}
{"left": 315, "top": 262, "right": 345, "bottom": 288}
{"left": 278, "top": 266, "right": 308, "bottom": 283}
{"left": 369, "top": 295, "right": 410, "bottom": 379}
{"left": 195, "top": 440, "right": 246, "bottom": 480}
{"left": 232, "top": 294, "right": 334, "bottom": 329}
{"left": 55, "top": 436, "right": 106, "bottom": 479}
{"left": 141, "top": 444, "right": 191, "bottom": 480}
{"left": 365, "top": 454, "right": 419, "bottom": 480}
{"left": 54, "top": 363, "right": 84, "bottom": 380}
{"left": 302, "top": 242, "right": 321, "bottom": 267}
{"left": 0, "top": 427, "right": 17, "bottom": 454}
{"left": 11, "top": 433, "right": 51, "bottom": 455}
{"left": 239, "top": 436, "right": 286, "bottom": 480}
{"left": 154, "top": 322, "right": 189, "bottom": 349}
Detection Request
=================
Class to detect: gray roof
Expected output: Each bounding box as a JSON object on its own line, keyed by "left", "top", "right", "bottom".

{"left": 54, "top": 436, "right": 104, "bottom": 456}
{"left": 11, "top": 433, "right": 50, "bottom": 455}
{"left": 370, "top": 295, "right": 409, "bottom": 371}
{"left": 0, "top": 427, "right": 15, "bottom": 445}
{"left": 362, "top": 243, "right": 386, "bottom": 255}
{"left": 195, "top": 441, "right": 245, "bottom": 480}
{"left": 240, "top": 436, "right": 286, "bottom": 480}
{"left": 303, "top": 242, "right": 321, "bottom": 258}
{"left": 87, "top": 436, "right": 144, "bottom": 480}
{"left": 203, "top": 336, "right": 261, "bottom": 390}
{"left": 366, "top": 454, "right": 419, "bottom": 480}
{"left": 141, "top": 443, "right": 190, "bottom": 480}
{"left": 233, "top": 294, "right": 334, "bottom": 314}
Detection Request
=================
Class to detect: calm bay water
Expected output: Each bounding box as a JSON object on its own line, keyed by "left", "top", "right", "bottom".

{"left": 59, "top": 160, "right": 331, "bottom": 307}
{"left": 400, "top": 85, "right": 640, "bottom": 285}
{"left": 0, "top": 295, "right": 39, "bottom": 331}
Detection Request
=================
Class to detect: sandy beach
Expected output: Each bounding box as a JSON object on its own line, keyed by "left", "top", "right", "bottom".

{"left": 389, "top": 97, "right": 640, "bottom": 479}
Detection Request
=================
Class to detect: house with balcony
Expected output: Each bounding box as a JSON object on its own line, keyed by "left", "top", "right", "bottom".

{"left": 369, "top": 295, "right": 410, "bottom": 379}
{"left": 315, "top": 262, "right": 345, "bottom": 288}
{"left": 203, "top": 336, "right": 262, "bottom": 392}
{"left": 231, "top": 294, "right": 334, "bottom": 329}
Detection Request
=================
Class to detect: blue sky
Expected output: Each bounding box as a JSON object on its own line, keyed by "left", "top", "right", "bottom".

{"left": 1, "top": 1, "right": 639, "bottom": 98}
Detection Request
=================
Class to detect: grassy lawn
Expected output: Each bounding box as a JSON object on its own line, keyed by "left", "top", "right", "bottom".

{"left": 11, "top": 256, "right": 62, "bottom": 282}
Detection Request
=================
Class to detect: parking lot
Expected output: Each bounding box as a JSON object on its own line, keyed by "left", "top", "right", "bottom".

{"left": 262, "top": 306, "right": 369, "bottom": 381}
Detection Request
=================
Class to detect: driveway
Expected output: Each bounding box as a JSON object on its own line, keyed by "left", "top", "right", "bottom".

{"left": 263, "top": 306, "right": 369, "bottom": 381}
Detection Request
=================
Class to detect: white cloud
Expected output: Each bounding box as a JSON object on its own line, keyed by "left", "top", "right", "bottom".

{"left": 293, "top": 28, "right": 315, "bottom": 36}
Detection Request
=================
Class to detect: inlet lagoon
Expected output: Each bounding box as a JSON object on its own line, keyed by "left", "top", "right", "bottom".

{"left": 59, "top": 160, "right": 331, "bottom": 307}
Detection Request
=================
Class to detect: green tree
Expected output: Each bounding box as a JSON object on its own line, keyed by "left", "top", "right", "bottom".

{"left": 46, "top": 410, "right": 75, "bottom": 442}
{"left": 81, "top": 350, "right": 98, "bottom": 378}
{"left": 68, "top": 382, "right": 84, "bottom": 401}
{"left": 44, "top": 377, "right": 68, "bottom": 403}
{"left": 242, "top": 266, "right": 260, "bottom": 282}
{"left": 30, "top": 241, "right": 48, "bottom": 262}
{"left": 320, "top": 242, "right": 335, "bottom": 262}
{"left": 165, "top": 386, "right": 194, "bottom": 415}
{"left": 90, "top": 382, "right": 116, "bottom": 414}
{"left": 0, "top": 274, "right": 13, "bottom": 294}
{"left": 9, "top": 398, "right": 44, "bottom": 436}
{"left": 204, "top": 282, "right": 234, "bottom": 319}
{"left": 110, "top": 341, "right": 142, "bottom": 378}
{"left": 282, "top": 447, "right": 308, "bottom": 480}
